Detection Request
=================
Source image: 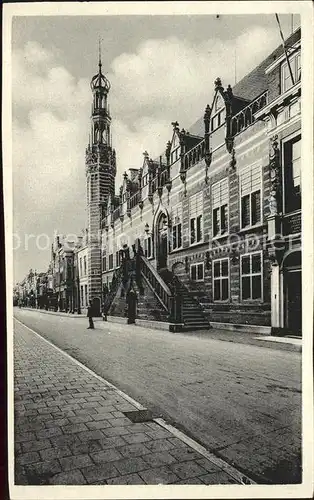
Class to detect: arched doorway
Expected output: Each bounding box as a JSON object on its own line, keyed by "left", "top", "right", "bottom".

{"left": 282, "top": 250, "right": 302, "bottom": 335}
{"left": 92, "top": 297, "right": 101, "bottom": 317}
{"left": 156, "top": 212, "right": 169, "bottom": 271}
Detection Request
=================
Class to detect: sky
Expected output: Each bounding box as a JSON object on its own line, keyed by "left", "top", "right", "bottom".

{"left": 12, "top": 13, "right": 300, "bottom": 282}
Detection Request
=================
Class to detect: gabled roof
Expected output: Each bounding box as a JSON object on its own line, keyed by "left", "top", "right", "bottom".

{"left": 188, "top": 27, "right": 301, "bottom": 136}
{"left": 184, "top": 132, "right": 203, "bottom": 150}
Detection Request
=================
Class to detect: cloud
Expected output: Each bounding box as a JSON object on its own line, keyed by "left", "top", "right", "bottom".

{"left": 109, "top": 26, "right": 279, "bottom": 128}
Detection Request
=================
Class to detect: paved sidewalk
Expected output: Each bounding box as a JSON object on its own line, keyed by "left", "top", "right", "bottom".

{"left": 14, "top": 321, "right": 246, "bottom": 485}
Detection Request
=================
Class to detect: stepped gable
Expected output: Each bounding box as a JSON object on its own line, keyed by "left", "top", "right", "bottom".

{"left": 188, "top": 27, "right": 301, "bottom": 137}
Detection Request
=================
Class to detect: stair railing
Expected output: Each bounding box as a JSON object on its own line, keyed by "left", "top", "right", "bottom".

{"left": 139, "top": 256, "right": 177, "bottom": 318}
{"left": 102, "top": 265, "right": 123, "bottom": 316}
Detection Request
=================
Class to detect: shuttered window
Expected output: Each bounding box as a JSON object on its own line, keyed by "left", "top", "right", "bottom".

{"left": 171, "top": 203, "right": 182, "bottom": 250}
{"left": 212, "top": 178, "right": 229, "bottom": 236}
{"left": 240, "top": 164, "right": 262, "bottom": 228}
{"left": 189, "top": 193, "right": 203, "bottom": 245}
{"left": 108, "top": 254, "right": 114, "bottom": 270}
{"left": 284, "top": 135, "right": 301, "bottom": 213}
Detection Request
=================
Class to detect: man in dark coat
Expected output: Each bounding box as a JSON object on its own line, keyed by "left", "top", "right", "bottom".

{"left": 87, "top": 300, "right": 94, "bottom": 329}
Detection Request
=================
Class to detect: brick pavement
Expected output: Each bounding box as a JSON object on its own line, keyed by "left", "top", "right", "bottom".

{"left": 14, "top": 322, "right": 242, "bottom": 485}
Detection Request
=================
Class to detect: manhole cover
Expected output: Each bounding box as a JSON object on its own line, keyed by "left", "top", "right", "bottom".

{"left": 123, "top": 409, "right": 155, "bottom": 423}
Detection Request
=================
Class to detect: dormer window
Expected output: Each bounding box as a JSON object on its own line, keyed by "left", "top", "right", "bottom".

{"left": 281, "top": 51, "right": 301, "bottom": 93}
{"left": 211, "top": 110, "right": 224, "bottom": 132}
{"left": 171, "top": 147, "right": 179, "bottom": 164}
{"left": 141, "top": 173, "right": 148, "bottom": 187}
{"left": 215, "top": 94, "right": 223, "bottom": 112}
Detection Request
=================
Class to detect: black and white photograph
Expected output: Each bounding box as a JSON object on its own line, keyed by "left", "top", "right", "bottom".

{"left": 4, "top": 1, "right": 313, "bottom": 498}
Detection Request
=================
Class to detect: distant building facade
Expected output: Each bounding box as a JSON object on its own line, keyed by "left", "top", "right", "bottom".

{"left": 77, "top": 232, "right": 89, "bottom": 315}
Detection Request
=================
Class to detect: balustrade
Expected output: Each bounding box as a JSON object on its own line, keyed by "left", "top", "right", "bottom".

{"left": 183, "top": 139, "right": 205, "bottom": 171}
{"left": 231, "top": 91, "right": 268, "bottom": 136}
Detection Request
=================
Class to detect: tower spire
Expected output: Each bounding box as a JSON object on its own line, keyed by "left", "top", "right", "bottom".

{"left": 98, "top": 37, "right": 102, "bottom": 72}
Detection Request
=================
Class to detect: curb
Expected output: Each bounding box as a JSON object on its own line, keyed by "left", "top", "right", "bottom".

{"left": 15, "top": 317, "right": 256, "bottom": 485}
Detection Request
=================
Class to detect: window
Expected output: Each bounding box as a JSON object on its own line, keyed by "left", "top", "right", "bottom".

{"left": 211, "top": 110, "right": 224, "bottom": 131}
{"left": 102, "top": 254, "right": 107, "bottom": 272}
{"left": 171, "top": 203, "right": 182, "bottom": 250}
{"left": 108, "top": 254, "right": 114, "bottom": 270}
{"left": 215, "top": 94, "right": 223, "bottom": 112}
{"left": 79, "top": 257, "right": 82, "bottom": 276}
{"left": 142, "top": 173, "right": 148, "bottom": 187}
{"left": 281, "top": 51, "right": 301, "bottom": 93}
{"left": 284, "top": 135, "right": 301, "bottom": 213}
{"left": 115, "top": 251, "right": 120, "bottom": 268}
{"left": 190, "top": 263, "right": 204, "bottom": 282}
{"left": 240, "top": 164, "right": 262, "bottom": 228}
{"left": 144, "top": 236, "right": 152, "bottom": 258}
{"left": 241, "top": 252, "right": 262, "bottom": 300}
{"left": 171, "top": 148, "right": 179, "bottom": 164}
{"left": 83, "top": 256, "right": 87, "bottom": 276}
{"left": 213, "top": 258, "right": 229, "bottom": 301}
{"left": 80, "top": 285, "right": 84, "bottom": 307}
{"left": 84, "top": 285, "right": 88, "bottom": 307}
{"left": 212, "top": 178, "right": 229, "bottom": 237}
{"left": 189, "top": 192, "right": 203, "bottom": 245}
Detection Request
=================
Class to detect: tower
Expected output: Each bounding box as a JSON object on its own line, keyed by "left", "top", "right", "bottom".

{"left": 86, "top": 43, "right": 116, "bottom": 314}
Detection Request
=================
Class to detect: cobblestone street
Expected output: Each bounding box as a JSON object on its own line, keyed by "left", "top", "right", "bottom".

{"left": 14, "top": 319, "right": 247, "bottom": 485}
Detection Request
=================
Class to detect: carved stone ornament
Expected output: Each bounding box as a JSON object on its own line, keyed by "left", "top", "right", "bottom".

{"left": 225, "top": 137, "right": 234, "bottom": 154}
{"left": 214, "top": 77, "right": 222, "bottom": 89}
{"left": 180, "top": 169, "right": 186, "bottom": 185}
{"left": 228, "top": 148, "right": 236, "bottom": 172}
{"left": 269, "top": 135, "right": 281, "bottom": 216}
{"left": 148, "top": 193, "right": 153, "bottom": 205}
{"left": 204, "top": 104, "right": 211, "bottom": 122}
{"left": 226, "top": 84, "right": 233, "bottom": 101}
{"left": 165, "top": 141, "right": 172, "bottom": 164}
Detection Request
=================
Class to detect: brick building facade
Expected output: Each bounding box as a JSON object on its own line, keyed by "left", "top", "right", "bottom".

{"left": 97, "top": 28, "right": 301, "bottom": 334}
{"left": 15, "top": 28, "right": 301, "bottom": 335}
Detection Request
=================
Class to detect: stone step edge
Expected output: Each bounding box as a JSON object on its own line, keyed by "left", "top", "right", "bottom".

{"left": 106, "top": 316, "right": 184, "bottom": 332}
{"left": 211, "top": 321, "right": 271, "bottom": 335}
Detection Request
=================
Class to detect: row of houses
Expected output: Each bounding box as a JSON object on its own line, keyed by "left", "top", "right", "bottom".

{"left": 16, "top": 27, "right": 302, "bottom": 335}
{"left": 15, "top": 233, "right": 91, "bottom": 315}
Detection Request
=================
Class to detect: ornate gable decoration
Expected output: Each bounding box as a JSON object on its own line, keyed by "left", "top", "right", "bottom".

{"left": 171, "top": 129, "right": 180, "bottom": 151}
{"left": 142, "top": 151, "right": 150, "bottom": 174}
{"left": 209, "top": 78, "right": 229, "bottom": 132}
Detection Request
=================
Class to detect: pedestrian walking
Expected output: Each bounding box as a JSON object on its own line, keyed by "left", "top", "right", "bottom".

{"left": 127, "top": 286, "right": 137, "bottom": 324}
{"left": 87, "top": 300, "right": 95, "bottom": 329}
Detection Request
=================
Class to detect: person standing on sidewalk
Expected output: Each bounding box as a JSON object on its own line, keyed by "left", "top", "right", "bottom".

{"left": 87, "top": 300, "right": 94, "bottom": 329}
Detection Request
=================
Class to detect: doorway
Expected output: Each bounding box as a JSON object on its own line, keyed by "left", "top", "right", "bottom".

{"left": 283, "top": 251, "right": 302, "bottom": 335}
{"left": 156, "top": 213, "right": 168, "bottom": 271}
{"left": 92, "top": 297, "right": 101, "bottom": 317}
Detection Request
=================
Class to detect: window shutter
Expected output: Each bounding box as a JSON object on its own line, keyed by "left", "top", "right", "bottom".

{"left": 190, "top": 192, "right": 203, "bottom": 217}
{"left": 240, "top": 164, "right": 261, "bottom": 196}
{"left": 241, "top": 195, "right": 250, "bottom": 227}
